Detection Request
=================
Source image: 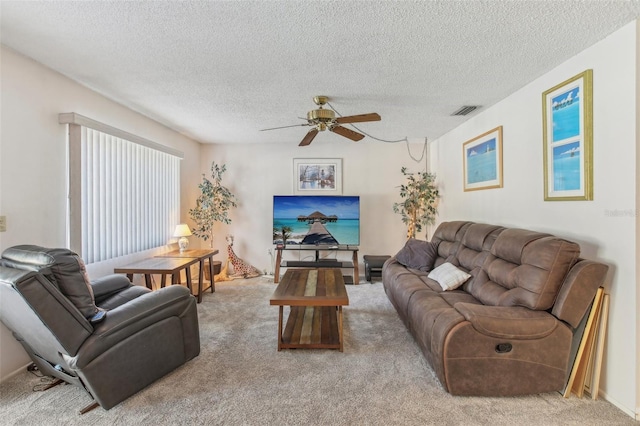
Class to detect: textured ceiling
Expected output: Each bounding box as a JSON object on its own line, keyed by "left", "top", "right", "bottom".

{"left": 2, "top": 1, "right": 640, "bottom": 145}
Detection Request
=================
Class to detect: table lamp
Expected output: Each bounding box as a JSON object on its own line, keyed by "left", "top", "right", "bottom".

{"left": 174, "top": 224, "right": 192, "bottom": 252}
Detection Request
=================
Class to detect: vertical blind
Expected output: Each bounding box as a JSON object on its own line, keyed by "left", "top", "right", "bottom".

{"left": 79, "top": 127, "right": 180, "bottom": 264}
{"left": 61, "top": 113, "right": 184, "bottom": 264}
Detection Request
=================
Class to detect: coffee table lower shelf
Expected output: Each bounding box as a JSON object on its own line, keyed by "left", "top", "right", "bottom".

{"left": 278, "top": 305, "right": 343, "bottom": 351}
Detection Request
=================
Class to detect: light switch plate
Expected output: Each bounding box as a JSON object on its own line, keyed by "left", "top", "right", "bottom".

{"left": 0, "top": 216, "right": 6, "bottom": 232}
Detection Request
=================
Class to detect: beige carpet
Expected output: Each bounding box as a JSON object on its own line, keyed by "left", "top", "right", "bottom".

{"left": 0, "top": 277, "right": 635, "bottom": 425}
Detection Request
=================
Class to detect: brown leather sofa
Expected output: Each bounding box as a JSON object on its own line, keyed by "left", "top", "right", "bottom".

{"left": 382, "top": 221, "right": 608, "bottom": 396}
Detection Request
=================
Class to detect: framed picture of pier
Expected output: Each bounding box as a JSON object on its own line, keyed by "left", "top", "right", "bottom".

{"left": 293, "top": 158, "right": 342, "bottom": 195}
{"left": 542, "top": 69, "right": 593, "bottom": 201}
{"left": 463, "top": 126, "right": 503, "bottom": 191}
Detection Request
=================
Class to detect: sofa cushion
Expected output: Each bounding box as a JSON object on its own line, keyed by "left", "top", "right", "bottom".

{"left": 468, "top": 229, "right": 580, "bottom": 310}
{"left": 456, "top": 224, "right": 504, "bottom": 278}
{"left": 491, "top": 228, "right": 551, "bottom": 264}
{"left": 428, "top": 262, "right": 471, "bottom": 291}
{"left": 395, "top": 239, "right": 438, "bottom": 272}
{"left": 431, "top": 221, "right": 473, "bottom": 268}
{"left": 382, "top": 260, "right": 441, "bottom": 323}
{"left": 461, "top": 223, "right": 505, "bottom": 252}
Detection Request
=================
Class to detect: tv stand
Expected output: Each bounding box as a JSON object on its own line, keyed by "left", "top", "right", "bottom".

{"left": 274, "top": 245, "right": 359, "bottom": 285}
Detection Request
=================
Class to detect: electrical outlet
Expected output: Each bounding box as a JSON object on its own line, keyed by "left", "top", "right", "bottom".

{"left": 0, "top": 216, "right": 6, "bottom": 232}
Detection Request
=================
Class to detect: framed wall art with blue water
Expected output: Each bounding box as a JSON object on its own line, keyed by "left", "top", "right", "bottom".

{"left": 542, "top": 70, "right": 593, "bottom": 201}
{"left": 463, "top": 126, "right": 503, "bottom": 192}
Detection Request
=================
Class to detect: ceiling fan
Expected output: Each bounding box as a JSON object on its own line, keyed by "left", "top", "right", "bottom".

{"left": 260, "top": 96, "right": 381, "bottom": 146}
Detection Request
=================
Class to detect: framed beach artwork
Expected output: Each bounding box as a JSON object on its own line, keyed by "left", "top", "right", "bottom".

{"left": 542, "top": 69, "right": 593, "bottom": 201}
{"left": 293, "top": 158, "right": 342, "bottom": 195}
{"left": 463, "top": 126, "right": 503, "bottom": 191}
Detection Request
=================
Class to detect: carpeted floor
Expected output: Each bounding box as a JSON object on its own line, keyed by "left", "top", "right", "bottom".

{"left": 0, "top": 277, "right": 635, "bottom": 425}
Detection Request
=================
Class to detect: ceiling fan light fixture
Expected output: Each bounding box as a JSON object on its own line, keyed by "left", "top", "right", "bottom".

{"left": 307, "top": 108, "right": 335, "bottom": 122}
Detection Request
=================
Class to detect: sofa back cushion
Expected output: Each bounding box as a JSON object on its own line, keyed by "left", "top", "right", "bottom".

{"left": 431, "top": 221, "right": 473, "bottom": 268}
{"left": 467, "top": 228, "right": 580, "bottom": 310}
{"left": 457, "top": 223, "right": 504, "bottom": 273}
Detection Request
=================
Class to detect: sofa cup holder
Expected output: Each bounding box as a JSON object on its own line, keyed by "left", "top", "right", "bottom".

{"left": 495, "top": 343, "right": 513, "bottom": 353}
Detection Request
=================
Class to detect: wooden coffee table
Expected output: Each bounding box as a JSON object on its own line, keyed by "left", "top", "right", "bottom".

{"left": 270, "top": 268, "right": 349, "bottom": 352}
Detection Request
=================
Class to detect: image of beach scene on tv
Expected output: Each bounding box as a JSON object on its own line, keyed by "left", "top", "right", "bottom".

{"left": 273, "top": 195, "right": 360, "bottom": 246}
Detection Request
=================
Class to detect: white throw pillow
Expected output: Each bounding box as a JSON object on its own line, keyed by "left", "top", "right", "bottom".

{"left": 427, "top": 262, "right": 471, "bottom": 291}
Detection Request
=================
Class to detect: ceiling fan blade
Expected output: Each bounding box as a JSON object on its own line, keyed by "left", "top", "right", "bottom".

{"left": 334, "top": 113, "right": 381, "bottom": 124}
{"left": 299, "top": 129, "right": 319, "bottom": 146}
{"left": 330, "top": 125, "right": 365, "bottom": 142}
{"left": 260, "top": 123, "right": 310, "bottom": 131}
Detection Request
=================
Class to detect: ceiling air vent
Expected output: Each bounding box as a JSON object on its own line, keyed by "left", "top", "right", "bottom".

{"left": 451, "top": 105, "right": 480, "bottom": 116}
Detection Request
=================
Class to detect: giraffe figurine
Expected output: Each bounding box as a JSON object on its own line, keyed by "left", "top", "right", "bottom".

{"left": 225, "top": 235, "right": 262, "bottom": 279}
{"left": 213, "top": 235, "right": 242, "bottom": 282}
{"left": 214, "top": 255, "right": 233, "bottom": 282}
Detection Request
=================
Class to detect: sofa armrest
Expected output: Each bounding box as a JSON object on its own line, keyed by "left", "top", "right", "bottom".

{"left": 551, "top": 259, "right": 608, "bottom": 329}
{"left": 68, "top": 285, "right": 195, "bottom": 369}
{"left": 91, "top": 274, "right": 133, "bottom": 301}
{"left": 454, "top": 302, "right": 559, "bottom": 340}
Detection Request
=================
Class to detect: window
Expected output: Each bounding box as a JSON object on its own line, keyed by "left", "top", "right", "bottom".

{"left": 61, "top": 113, "right": 183, "bottom": 264}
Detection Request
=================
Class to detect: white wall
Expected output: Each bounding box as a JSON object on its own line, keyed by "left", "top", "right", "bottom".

{"left": 636, "top": 20, "right": 640, "bottom": 420}
{"left": 198, "top": 138, "right": 429, "bottom": 275}
{"left": 431, "top": 22, "right": 637, "bottom": 416}
{"left": 0, "top": 46, "right": 203, "bottom": 380}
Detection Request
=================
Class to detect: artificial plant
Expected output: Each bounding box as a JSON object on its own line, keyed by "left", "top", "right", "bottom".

{"left": 392, "top": 167, "right": 439, "bottom": 239}
{"left": 189, "top": 162, "right": 237, "bottom": 248}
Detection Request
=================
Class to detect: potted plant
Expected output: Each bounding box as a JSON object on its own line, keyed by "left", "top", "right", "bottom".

{"left": 392, "top": 167, "right": 439, "bottom": 239}
{"left": 189, "top": 161, "right": 237, "bottom": 248}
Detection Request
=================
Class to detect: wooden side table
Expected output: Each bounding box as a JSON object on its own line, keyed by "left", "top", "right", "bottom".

{"left": 274, "top": 245, "right": 359, "bottom": 285}
{"left": 114, "top": 257, "right": 200, "bottom": 292}
{"left": 155, "top": 249, "right": 219, "bottom": 303}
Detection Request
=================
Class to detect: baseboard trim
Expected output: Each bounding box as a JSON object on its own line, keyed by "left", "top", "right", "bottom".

{"left": 599, "top": 390, "right": 636, "bottom": 419}
{"left": 0, "top": 361, "right": 32, "bottom": 384}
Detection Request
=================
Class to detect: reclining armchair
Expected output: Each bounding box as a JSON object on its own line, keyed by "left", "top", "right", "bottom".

{"left": 0, "top": 245, "right": 200, "bottom": 411}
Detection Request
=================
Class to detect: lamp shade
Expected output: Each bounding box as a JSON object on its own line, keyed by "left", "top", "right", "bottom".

{"left": 174, "top": 224, "right": 192, "bottom": 252}
{"left": 173, "top": 224, "right": 192, "bottom": 238}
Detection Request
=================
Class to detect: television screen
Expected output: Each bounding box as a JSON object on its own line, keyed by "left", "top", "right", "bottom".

{"left": 273, "top": 195, "right": 360, "bottom": 246}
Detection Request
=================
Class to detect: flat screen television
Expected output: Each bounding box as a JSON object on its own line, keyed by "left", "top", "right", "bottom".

{"left": 273, "top": 195, "right": 360, "bottom": 246}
